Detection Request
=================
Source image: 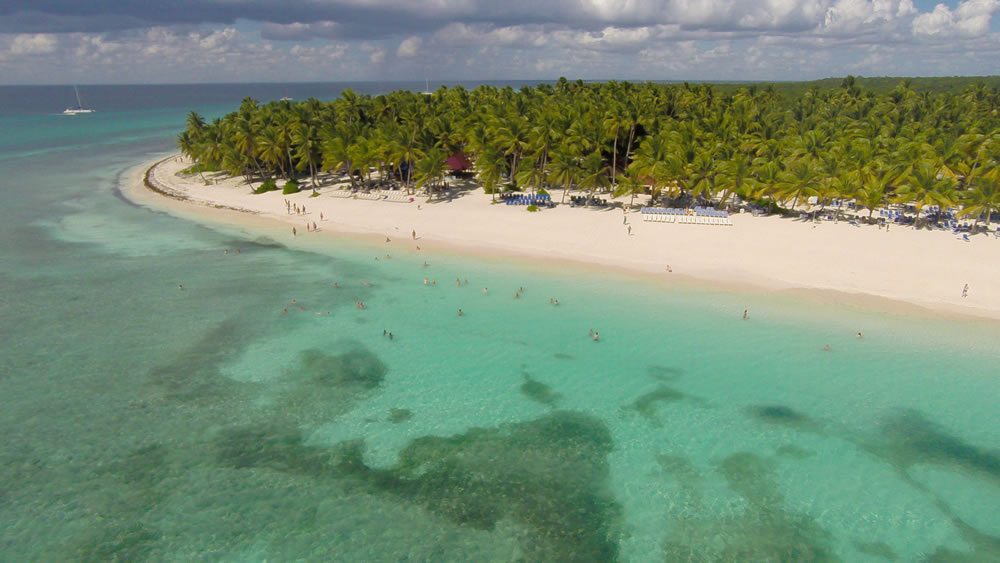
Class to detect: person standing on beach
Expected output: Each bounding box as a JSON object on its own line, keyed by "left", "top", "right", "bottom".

{"left": 412, "top": 229, "right": 416, "bottom": 240}
{"left": 962, "top": 283, "right": 969, "bottom": 298}
{"left": 292, "top": 227, "right": 297, "bottom": 236}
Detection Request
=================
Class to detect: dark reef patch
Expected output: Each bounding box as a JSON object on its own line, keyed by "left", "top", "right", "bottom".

{"left": 301, "top": 347, "right": 386, "bottom": 391}
{"left": 854, "top": 540, "right": 898, "bottom": 560}
{"left": 552, "top": 353, "right": 573, "bottom": 361}
{"left": 626, "top": 385, "right": 687, "bottom": 427}
{"left": 57, "top": 523, "right": 158, "bottom": 562}
{"left": 213, "top": 411, "right": 622, "bottom": 561}
{"left": 146, "top": 320, "right": 248, "bottom": 404}
{"left": 859, "top": 409, "right": 1000, "bottom": 561}
{"left": 280, "top": 345, "right": 388, "bottom": 423}
{"left": 662, "top": 451, "right": 835, "bottom": 561}
{"left": 389, "top": 408, "right": 413, "bottom": 424}
{"left": 870, "top": 409, "right": 1000, "bottom": 483}
{"left": 647, "top": 365, "right": 684, "bottom": 381}
{"left": 105, "top": 443, "right": 171, "bottom": 488}
{"left": 775, "top": 444, "right": 813, "bottom": 459}
{"left": 656, "top": 453, "right": 703, "bottom": 509}
{"left": 519, "top": 374, "right": 562, "bottom": 407}
{"left": 747, "top": 405, "right": 823, "bottom": 434}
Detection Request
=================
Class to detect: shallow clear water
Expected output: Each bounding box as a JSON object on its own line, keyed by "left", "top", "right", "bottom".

{"left": 2, "top": 83, "right": 1000, "bottom": 561}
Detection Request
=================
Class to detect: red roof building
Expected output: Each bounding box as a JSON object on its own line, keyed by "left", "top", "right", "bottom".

{"left": 445, "top": 152, "right": 472, "bottom": 172}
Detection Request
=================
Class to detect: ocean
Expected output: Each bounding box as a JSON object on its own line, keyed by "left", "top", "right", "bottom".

{"left": 1, "top": 82, "right": 999, "bottom": 561}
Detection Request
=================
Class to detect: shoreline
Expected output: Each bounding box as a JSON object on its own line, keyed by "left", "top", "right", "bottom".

{"left": 121, "top": 154, "right": 1000, "bottom": 322}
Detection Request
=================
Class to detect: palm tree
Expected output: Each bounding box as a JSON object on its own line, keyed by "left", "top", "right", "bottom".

{"left": 391, "top": 126, "right": 424, "bottom": 194}
{"left": 414, "top": 148, "right": 448, "bottom": 196}
{"left": 630, "top": 133, "right": 673, "bottom": 202}
{"left": 475, "top": 146, "right": 508, "bottom": 201}
{"left": 292, "top": 121, "right": 322, "bottom": 186}
{"left": 257, "top": 127, "right": 286, "bottom": 179}
{"left": 717, "top": 153, "right": 753, "bottom": 210}
{"left": 958, "top": 175, "right": 1000, "bottom": 232}
{"left": 613, "top": 168, "right": 645, "bottom": 208}
{"left": 515, "top": 158, "right": 547, "bottom": 194}
{"left": 493, "top": 116, "right": 531, "bottom": 189}
{"left": 578, "top": 152, "right": 610, "bottom": 199}
{"left": 895, "top": 163, "right": 956, "bottom": 227}
{"left": 547, "top": 149, "right": 580, "bottom": 204}
{"left": 774, "top": 158, "right": 821, "bottom": 210}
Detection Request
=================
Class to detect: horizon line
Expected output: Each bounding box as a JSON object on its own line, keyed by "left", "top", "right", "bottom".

{"left": 3, "top": 74, "right": 1000, "bottom": 88}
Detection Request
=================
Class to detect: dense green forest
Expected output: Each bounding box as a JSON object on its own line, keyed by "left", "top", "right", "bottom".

{"left": 178, "top": 76, "right": 1000, "bottom": 229}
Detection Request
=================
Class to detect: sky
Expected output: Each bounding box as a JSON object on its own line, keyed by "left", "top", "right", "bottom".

{"left": 0, "top": 0, "right": 998, "bottom": 84}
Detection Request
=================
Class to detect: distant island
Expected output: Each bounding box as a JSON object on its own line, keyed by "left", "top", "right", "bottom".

{"left": 177, "top": 76, "right": 1000, "bottom": 231}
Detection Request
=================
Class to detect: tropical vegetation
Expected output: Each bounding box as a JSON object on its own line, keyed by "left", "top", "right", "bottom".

{"left": 178, "top": 76, "right": 1000, "bottom": 231}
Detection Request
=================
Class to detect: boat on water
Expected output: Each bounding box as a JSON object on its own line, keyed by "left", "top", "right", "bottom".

{"left": 64, "top": 86, "right": 94, "bottom": 115}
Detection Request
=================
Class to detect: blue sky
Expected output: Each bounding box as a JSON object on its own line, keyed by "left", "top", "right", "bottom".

{"left": 0, "top": 0, "right": 998, "bottom": 84}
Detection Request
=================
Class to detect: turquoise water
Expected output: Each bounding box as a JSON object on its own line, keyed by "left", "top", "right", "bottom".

{"left": 2, "top": 84, "right": 1000, "bottom": 561}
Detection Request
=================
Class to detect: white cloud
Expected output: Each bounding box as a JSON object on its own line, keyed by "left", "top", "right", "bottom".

{"left": 9, "top": 33, "right": 57, "bottom": 55}
{"left": 2, "top": 0, "right": 1000, "bottom": 83}
{"left": 397, "top": 35, "right": 422, "bottom": 57}
{"left": 912, "top": 0, "right": 999, "bottom": 37}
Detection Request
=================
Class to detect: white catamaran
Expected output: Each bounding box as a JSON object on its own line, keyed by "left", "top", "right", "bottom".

{"left": 64, "top": 86, "right": 94, "bottom": 115}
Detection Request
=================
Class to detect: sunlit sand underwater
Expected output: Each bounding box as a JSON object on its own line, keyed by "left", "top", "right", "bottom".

{"left": 2, "top": 84, "right": 1000, "bottom": 561}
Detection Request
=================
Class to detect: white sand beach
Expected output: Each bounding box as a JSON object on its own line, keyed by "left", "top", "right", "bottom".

{"left": 124, "top": 155, "right": 1000, "bottom": 320}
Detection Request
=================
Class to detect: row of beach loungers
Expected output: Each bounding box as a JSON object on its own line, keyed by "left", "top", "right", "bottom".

{"left": 504, "top": 193, "right": 554, "bottom": 207}
{"left": 641, "top": 207, "right": 733, "bottom": 226}
{"left": 328, "top": 189, "right": 414, "bottom": 202}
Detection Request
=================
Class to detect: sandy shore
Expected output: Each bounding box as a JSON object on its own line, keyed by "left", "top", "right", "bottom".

{"left": 123, "top": 154, "right": 1000, "bottom": 320}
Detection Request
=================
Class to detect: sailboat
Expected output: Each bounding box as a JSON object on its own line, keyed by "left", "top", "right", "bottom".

{"left": 64, "top": 85, "right": 94, "bottom": 115}
{"left": 422, "top": 78, "right": 432, "bottom": 96}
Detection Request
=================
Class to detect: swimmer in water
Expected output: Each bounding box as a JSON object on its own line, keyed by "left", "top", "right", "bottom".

{"left": 594, "top": 332, "right": 599, "bottom": 341}
{"left": 482, "top": 288, "right": 488, "bottom": 295}
{"left": 856, "top": 332, "right": 863, "bottom": 338}
{"left": 178, "top": 285, "right": 183, "bottom": 291}
{"left": 458, "top": 309, "right": 463, "bottom": 316}
{"left": 823, "top": 344, "right": 830, "bottom": 351}
{"left": 743, "top": 309, "right": 748, "bottom": 320}
{"left": 333, "top": 282, "right": 339, "bottom": 288}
